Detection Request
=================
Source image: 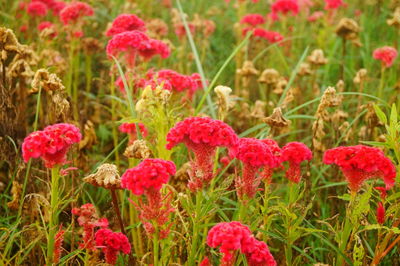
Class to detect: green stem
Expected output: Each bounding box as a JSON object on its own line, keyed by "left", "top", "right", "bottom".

{"left": 336, "top": 193, "right": 356, "bottom": 266}
{"left": 188, "top": 190, "right": 202, "bottom": 266}
{"left": 153, "top": 225, "right": 159, "bottom": 266}
{"left": 46, "top": 165, "right": 61, "bottom": 265}
{"left": 378, "top": 66, "right": 385, "bottom": 100}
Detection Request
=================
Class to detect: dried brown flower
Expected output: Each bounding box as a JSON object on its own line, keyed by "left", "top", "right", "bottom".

{"left": 236, "top": 60, "right": 259, "bottom": 88}
{"left": 387, "top": 7, "right": 400, "bottom": 28}
{"left": 263, "top": 107, "right": 291, "bottom": 136}
{"left": 79, "top": 120, "right": 97, "bottom": 150}
{"left": 7, "top": 181, "right": 22, "bottom": 210}
{"left": 83, "top": 164, "right": 121, "bottom": 189}
{"left": 258, "top": 68, "right": 280, "bottom": 85}
{"left": 353, "top": 69, "right": 368, "bottom": 84}
{"left": 335, "top": 18, "right": 361, "bottom": 46}
{"left": 123, "top": 139, "right": 153, "bottom": 160}
{"left": 307, "top": 49, "right": 328, "bottom": 66}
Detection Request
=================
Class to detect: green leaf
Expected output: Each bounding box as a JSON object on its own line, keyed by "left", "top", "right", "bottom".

{"left": 390, "top": 103, "right": 398, "bottom": 126}
{"left": 373, "top": 104, "right": 387, "bottom": 124}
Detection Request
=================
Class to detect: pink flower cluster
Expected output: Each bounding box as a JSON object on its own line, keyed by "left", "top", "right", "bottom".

{"left": 373, "top": 46, "right": 398, "bottom": 68}
{"left": 71, "top": 203, "right": 109, "bottom": 250}
{"left": 323, "top": 145, "right": 396, "bottom": 192}
{"left": 59, "top": 1, "right": 93, "bottom": 25}
{"left": 280, "top": 142, "right": 312, "bottom": 183}
{"left": 106, "top": 14, "right": 146, "bottom": 36}
{"left": 121, "top": 158, "right": 176, "bottom": 195}
{"left": 95, "top": 228, "right": 131, "bottom": 265}
{"left": 324, "top": 0, "right": 345, "bottom": 10}
{"left": 118, "top": 122, "right": 148, "bottom": 144}
{"left": 207, "top": 221, "right": 276, "bottom": 266}
{"left": 27, "top": 1, "right": 48, "bottom": 17}
{"left": 243, "top": 28, "right": 284, "bottom": 44}
{"left": 166, "top": 117, "right": 238, "bottom": 191}
{"left": 106, "top": 30, "right": 170, "bottom": 67}
{"left": 240, "top": 14, "right": 266, "bottom": 27}
{"left": 53, "top": 225, "right": 65, "bottom": 264}
{"left": 271, "top": 0, "right": 299, "bottom": 16}
{"left": 27, "top": 0, "right": 66, "bottom": 16}
{"left": 22, "top": 123, "right": 81, "bottom": 168}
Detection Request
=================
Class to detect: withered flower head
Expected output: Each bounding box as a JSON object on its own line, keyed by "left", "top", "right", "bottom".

{"left": 83, "top": 163, "right": 121, "bottom": 189}
{"left": 31, "top": 69, "right": 65, "bottom": 92}
{"left": 263, "top": 107, "right": 291, "bottom": 128}
{"left": 214, "top": 85, "right": 233, "bottom": 116}
{"left": 250, "top": 100, "right": 266, "bottom": 119}
{"left": 273, "top": 77, "right": 288, "bottom": 94}
{"left": 298, "top": 63, "right": 313, "bottom": 76}
{"left": 146, "top": 18, "right": 169, "bottom": 38}
{"left": 0, "top": 27, "right": 21, "bottom": 60}
{"left": 79, "top": 120, "right": 97, "bottom": 150}
{"left": 258, "top": 68, "right": 280, "bottom": 85}
{"left": 82, "top": 37, "right": 102, "bottom": 54}
{"left": 236, "top": 60, "right": 260, "bottom": 77}
{"left": 123, "top": 139, "right": 153, "bottom": 159}
{"left": 307, "top": 49, "right": 328, "bottom": 66}
{"left": 353, "top": 69, "right": 368, "bottom": 84}
{"left": 387, "top": 7, "right": 400, "bottom": 27}
{"left": 335, "top": 18, "right": 361, "bottom": 45}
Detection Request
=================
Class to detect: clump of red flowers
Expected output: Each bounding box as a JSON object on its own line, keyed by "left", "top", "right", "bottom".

{"left": 234, "top": 138, "right": 279, "bottom": 199}
{"left": 166, "top": 117, "right": 238, "bottom": 191}
{"left": 53, "top": 225, "right": 65, "bottom": 264}
{"left": 118, "top": 122, "right": 148, "bottom": 144}
{"left": 280, "top": 142, "right": 312, "bottom": 183}
{"left": 260, "top": 139, "right": 282, "bottom": 183}
{"left": 95, "top": 228, "right": 131, "bottom": 265}
{"left": 27, "top": 1, "right": 48, "bottom": 17}
{"left": 22, "top": 123, "right": 81, "bottom": 168}
{"left": 376, "top": 202, "right": 385, "bottom": 225}
{"left": 323, "top": 145, "right": 396, "bottom": 193}
{"left": 106, "top": 14, "right": 146, "bottom": 36}
{"left": 271, "top": 0, "right": 299, "bottom": 17}
{"left": 373, "top": 46, "right": 398, "bottom": 68}
{"left": 207, "top": 221, "right": 276, "bottom": 266}
{"left": 240, "top": 14, "right": 266, "bottom": 27}
{"left": 121, "top": 159, "right": 176, "bottom": 238}
{"left": 243, "top": 28, "right": 284, "bottom": 44}
{"left": 324, "top": 0, "right": 345, "bottom": 10}
{"left": 71, "top": 203, "right": 109, "bottom": 250}
{"left": 59, "top": 1, "right": 94, "bottom": 25}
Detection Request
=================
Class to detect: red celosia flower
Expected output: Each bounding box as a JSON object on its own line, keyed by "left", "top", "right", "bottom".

{"left": 323, "top": 145, "right": 396, "bottom": 193}
{"left": 174, "top": 22, "right": 196, "bottom": 39}
{"left": 234, "top": 138, "right": 279, "bottom": 199}
{"left": 138, "top": 38, "right": 171, "bottom": 60}
{"left": 95, "top": 228, "right": 131, "bottom": 265}
{"left": 118, "top": 122, "right": 148, "bottom": 144}
{"left": 280, "top": 142, "right": 312, "bottom": 183}
{"left": 72, "top": 203, "right": 109, "bottom": 250}
{"left": 121, "top": 158, "right": 176, "bottom": 195}
{"left": 166, "top": 117, "right": 238, "bottom": 191}
{"left": 207, "top": 221, "right": 253, "bottom": 264}
{"left": 59, "top": 1, "right": 93, "bottom": 25}
{"left": 260, "top": 139, "right": 282, "bottom": 183}
{"left": 375, "top": 186, "right": 388, "bottom": 200}
{"left": 244, "top": 236, "right": 277, "bottom": 266}
{"left": 244, "top": 28, "right": 284, "bottom": 44}
{"left": 373, "top": 46, "right": 398, "bottom": 68}
{"left": 22, "top": 123, "right": 81, "bottom": 168}
{"left": 376, "top": 202, "right": 385, "bottom": 225}
{"left": 308, "top": 11, "right": 324, "bottom": 22}
{"left": 106, "top": 14, "right": 146, "bottom": 37}
{"left": 199, "top": 257, "right": 211, "bottom": 266}
{"left": 53, "top": 225, "right": 65, "bottom": 264}
{"left": 38, "top": 21, "right": 54, "bottom": 31}
{"left": 51, "top": 1, "right": 67, "bottom": 15}
{"left": 324, "top": 0, "right": 345, "bottom": 10}
{"left": 27, "top": 1, "right": 48, "bottom": 17}
{"left": 240, "top": 14, "right": 266, "bottom": 27}
{"left": 20, "top": 24, "right": 28, "bottom": 33}
{"left": 202, "top": 19, "right": 216, "bottom": 37}
{"left": 271, "top": 0, "right": 299, "bottom": 16}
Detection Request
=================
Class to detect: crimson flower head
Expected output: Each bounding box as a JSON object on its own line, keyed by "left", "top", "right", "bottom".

{"left": 244, "top": 236, "right": 277, "bottom": 266}
{"left": 207, "top": 221, "right": 253, "bottom": 264}
{"left": 308, "top": 11, "right": 324, "bottom": 22}
{"left": 376, "top": 202, "right": 385, "bottom": 225}
{"left": 95, "top": 228, "right": 131, "bottom": 265}
{"left": 38, "top": 21, "right": 54, "bottom": 31}
{"left": 324, "top": 0, "right": 345, "bottom": 10}
{"left": 244, "top": 28, "right": 284, "bottom": 44}
{"left": 375, "top": 186, "right": 388, "bottom": 200}
{"left": 260, "top": 139, "right": 282, "bottom": 183}
{"left": 240, "top": 14, "right": 266, "bottom": 27}
{"left": 121, "top": 158, "right": 176, "bottom": 195}
{"left": 323, "top": 145, "right": 396, "bottom": 193}
{"left": 22, "top": 123, "right": 81, "bottom": 168}
{"left": 280, "top": 142, "right": 312, "bottom": 183}
{"left": 106, "top": 14, "right": 146, "bottom": 37}
{"left": 27, "top": 1, "right": 48, "bottom": 17}
{"left": 271, "top": 0, "right": 300, "bottom": 16}
{"left": 166, "top": 117, "right": 238, "bottom": 191}
{"left": 174, "top": 22, "right": 196, "bottom": 39}
{"left": 234, "top": 138, "right": 279, "bottom": 199}
{"left": 373, "top": 46, "right": 398, "bottom": 68}
{"left": 118, "top": 122, "right": 148, "bottom": 143}
{"left": 59, "top": 1, "right": 94, "bottom": 25}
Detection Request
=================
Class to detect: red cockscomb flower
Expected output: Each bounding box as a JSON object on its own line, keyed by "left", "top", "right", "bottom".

{"left": 308, "top": 11, "right": 324, "bottom": 22}
{"left": 376, "top": 202, "right": 385, "bottom": 225}
{"left": 166, "top": 117, "right": 238, "bottom": 191}
{"left": 53, "top": 225, "right": 65, "bottom": 264}
{"left": 207, "top": 221, "right": 253, "bottom": 264}
{"left": 244, "top": 28, "right": 284, "bottom": 44}
{"left": 240, "top": 14, "right": 266, "bottom": 27}
{"left": 27, "top": 1, "right": 48, "bottom": 17}
{"left": 59, "top": 1, "right": 93, "bottom": 25}
{"left": 234, "top": 138, "right": 278, "bottom": 199}
{"left": 106, "top": 14, "right": 146, "bottom": 37}
{"left": 375, "top": 186, "right": 388, "bottom": 200}
{"left": 174, "top": 22, "right": 196, "bottom": 39}
{"left": 373, "top": 46, "right": 398, "bottom": 68}
{"left": 323, "top": 145, "right": 396, "bottom": 193}
{"left": 121, "top": 158, "right": 176, "bottom": 195}
{"left": 38, "top": 21, "right": 54, "bottom": 31}
{"left": 280, "top": 142, "right": 312, "bottom": 183}
{"left": 118, "top": 122, "right": 148, "bottom": 144}
{"left": 22, "top": 123, "right": 81, "bottom": 168}
{"left": 95, "top": 228, "right": 131, "bottom": 265}
{"left": 260, "top": 139, "right": 282, "bottom": 183}
{"left": 244, "top": 236, "right": 277, "bottom": 266}
{"left": 324, "top": 0, "right": 345, "bottom": 10}
{"left": 271, "top": 0, "right": 299, "bottom": 16}
{"left": 139, "top": 38, "right": 171, "bottom": 60}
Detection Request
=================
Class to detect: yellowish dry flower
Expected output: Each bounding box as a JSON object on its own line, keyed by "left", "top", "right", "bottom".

{"left": 123, "top": 139, "right": 153, "bottom": 159}
{"left": 83, "top": 163, "right": 121, "bottom": 189}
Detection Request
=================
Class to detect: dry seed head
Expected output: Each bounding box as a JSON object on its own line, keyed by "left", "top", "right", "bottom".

{"left": 264, "top": 107, "right": 290, "bottom": 128}
{"left": 335, "top": 18, "right": 361, "bottom": 45}
{"left": 146, "top": 18, "right": 169, "bottom": 38}
{"left": 298, "top": 63, "right": 313, "bottom": 76}
{"left": 0, "top": 27, "right": 21, "bottom": 60}
{"left": 82, "top": 37, "right": 102, "bottom": 54}
{"left": 79, "top": 120, "right": 97, "bottom": 150}
{"left": 83, "top": 163, "right": 121, "bottom": 189}
{"left": 258, "top": 68, "right": 280, "bottom": 85}
{"left": 52, "top": 91, "right": 70, "bottom": 122}
{"left": 387, "top": 7, "right": 400, "bottom": 27}
{"left": 250, "top": 100, "right": 266, "bottom": 119}
{"left": 32, "top": 69, "right": 65, "bottom": 92}
{"left": 7, "top": 181, "right": 22, "bottom": 210}
{"left": 273, "top": 77, "right": 287, "bottom": 94}
{"left": 353, "top": 69, "right": 368, "bottom": 84}
{"left": 214, "top": 85, "right": 232, "bottom": 115}
{"left": 338, "top": 121, "right": 352, "bottom": 142}
{"left": 236, "top": 60, "right": 259, "bottom": 77}
{"left": 307, "top": 49, "right": 328, "bottom": 66}
{"left": 123, "top": 139, "right": 153, "bottom": 159}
